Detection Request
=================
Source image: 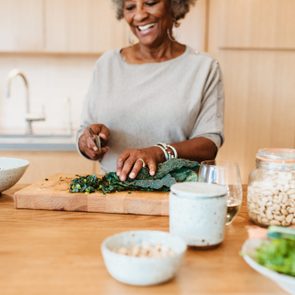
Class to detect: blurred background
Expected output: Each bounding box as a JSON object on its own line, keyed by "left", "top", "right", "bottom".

{"left": 0, "top": 0, "right": 294, "bottom": 183}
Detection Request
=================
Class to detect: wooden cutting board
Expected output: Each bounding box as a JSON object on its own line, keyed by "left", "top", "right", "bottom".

{"left": 14, "top": 174, "right": 169, "bottom": 216}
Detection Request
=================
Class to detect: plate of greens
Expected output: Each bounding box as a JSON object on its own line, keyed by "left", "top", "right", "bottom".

{"left": 242, "top": 226, "right": 295, "bottom": 294}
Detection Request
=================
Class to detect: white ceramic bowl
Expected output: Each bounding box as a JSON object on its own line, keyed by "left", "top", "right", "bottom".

{"left": 101, "top": 230, "right": 187, "bottom": 286}
{"left": 242, "top": 239, "right": 295, "bottom": 294}
{"left": 0, "top": 157, "right": 29, "bottom": 193}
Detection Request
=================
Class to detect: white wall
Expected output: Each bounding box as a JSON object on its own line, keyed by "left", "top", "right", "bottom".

{"left": 0, "top": 55, "right": 98, "bottom": 135}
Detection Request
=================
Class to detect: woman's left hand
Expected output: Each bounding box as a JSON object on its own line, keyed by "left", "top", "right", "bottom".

{"left": 116, "top": 147, "right": 165, "bottom": 181}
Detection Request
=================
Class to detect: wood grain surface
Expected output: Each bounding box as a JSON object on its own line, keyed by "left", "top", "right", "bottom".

{"left": 0, "top": 185, "right": 286, "bottom": 295}
{"left": 14, "top": 174, "right": 169, "bottom": 216}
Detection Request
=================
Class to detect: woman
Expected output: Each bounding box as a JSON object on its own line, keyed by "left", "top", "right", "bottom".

{"left": 77, "top": 0, "right": 224, "bottom": 182}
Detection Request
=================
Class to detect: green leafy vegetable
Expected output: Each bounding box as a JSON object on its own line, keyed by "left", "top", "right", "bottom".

{"left": 70, "top": 174, "right": 100, "bottom": 193}
{"left": 69, "top": 158, "right": 199, "bottom": 194}
{"left": 253, "top": 227, "right": 295, "bottom": 277}
{"left": 153, "top": 159, "right": 199, "bottom": 179}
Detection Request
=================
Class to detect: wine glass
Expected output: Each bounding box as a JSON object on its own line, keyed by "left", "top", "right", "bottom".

{"left": 198, "top": 160, "right": 243, "bottom": 225}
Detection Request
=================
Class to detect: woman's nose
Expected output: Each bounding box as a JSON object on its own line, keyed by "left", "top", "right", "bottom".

{"left": 133, "top": 6, "right": 148, "bottom": 21}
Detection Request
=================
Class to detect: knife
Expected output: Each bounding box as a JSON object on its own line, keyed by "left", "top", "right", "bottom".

{"left": 88, "top": 127, "right": 101, "bottom": 152}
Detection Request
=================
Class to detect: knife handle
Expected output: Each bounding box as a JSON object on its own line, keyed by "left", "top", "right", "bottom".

{"left": 88, "top": 127, "right": 102, "bottom": 152}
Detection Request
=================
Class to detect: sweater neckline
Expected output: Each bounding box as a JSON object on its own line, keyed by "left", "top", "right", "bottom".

{"left": 117, "top": 46, "right": 189, "bottom": 67}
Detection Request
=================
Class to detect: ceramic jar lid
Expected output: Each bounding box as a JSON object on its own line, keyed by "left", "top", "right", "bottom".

{"left": 170, "top": 182, "right": 227, "bottom": 199}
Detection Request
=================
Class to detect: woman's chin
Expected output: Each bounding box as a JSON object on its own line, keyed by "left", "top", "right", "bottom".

{"left": 138, "top": 37, "right": 167, "bottom": 48}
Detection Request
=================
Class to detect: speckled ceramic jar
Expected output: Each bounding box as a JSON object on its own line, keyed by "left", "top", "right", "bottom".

{"left": 169, "top": 182, "right": 227, "bottom": 247}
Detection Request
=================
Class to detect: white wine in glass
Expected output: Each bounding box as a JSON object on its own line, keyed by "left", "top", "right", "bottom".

{"left": 198, "top": 160, "right": 243, "bottom": 225}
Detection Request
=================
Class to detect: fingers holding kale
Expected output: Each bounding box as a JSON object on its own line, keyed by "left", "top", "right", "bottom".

{"left": 116, "top": 146, "right": 165, "bottom": 181}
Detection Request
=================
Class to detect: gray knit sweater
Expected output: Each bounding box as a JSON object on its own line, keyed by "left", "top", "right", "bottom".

{"left": 77, "top": 46, "right": 224, "bottom": 172}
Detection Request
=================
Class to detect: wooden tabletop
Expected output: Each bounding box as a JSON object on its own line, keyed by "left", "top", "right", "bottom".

{"left": 0, "top": 185, "right": 286, "bottom": 295}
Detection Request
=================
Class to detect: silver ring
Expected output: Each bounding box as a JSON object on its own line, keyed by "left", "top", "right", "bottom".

{"left": 137, "top": 158, "right": 146, "bottom": 168}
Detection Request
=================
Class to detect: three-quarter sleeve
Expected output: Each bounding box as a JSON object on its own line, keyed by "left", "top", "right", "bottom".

{"left": 189, "top": 60, "right": 224, "bottom": 148}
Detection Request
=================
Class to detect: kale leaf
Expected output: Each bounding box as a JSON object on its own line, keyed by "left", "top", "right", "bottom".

{"left": 69, "top": 158, "right": 199, "bottom": 194}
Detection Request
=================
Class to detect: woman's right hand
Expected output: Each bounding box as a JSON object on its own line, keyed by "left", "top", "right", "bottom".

{"left": 78, "top": 124, "right": 110, "bottom": 160}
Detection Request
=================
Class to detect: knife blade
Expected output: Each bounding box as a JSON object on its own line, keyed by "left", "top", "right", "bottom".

{"left": 88, "top": 127, "right": 101, "bottom": 152}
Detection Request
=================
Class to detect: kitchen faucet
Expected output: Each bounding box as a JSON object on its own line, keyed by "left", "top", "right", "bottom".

{"left": 6, "top": 69, "right": 45, "bottom": 135}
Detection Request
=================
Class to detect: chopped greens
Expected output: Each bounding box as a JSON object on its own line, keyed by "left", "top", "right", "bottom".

{"left": 70, "top": 174, "right": 100, "bottom": 193}
{"left": 69, "top": 158, "right": 199, "bottom": 194}
{"left": 254, "top": 227, "right": 295, "bottom": 277}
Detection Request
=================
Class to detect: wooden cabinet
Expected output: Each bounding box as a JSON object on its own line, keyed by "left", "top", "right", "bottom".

{"left": 0, "top": 0, "right": 43, "bottom": 52}
{"left": 44, "top": 0, "right": 128, "bottom": 53}
{"left": 216, "top": 0, "right": 295, "bottom": 49}
{"left": 208, "top": 0, "right": 295, "bottom": 183}
{"left": 0, "top": 0, "right": 206, "bottom": 54}
{"left": 0, "top": 0, "right": 128, "bottom": 53}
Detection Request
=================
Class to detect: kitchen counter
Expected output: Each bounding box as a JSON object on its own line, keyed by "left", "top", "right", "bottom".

{"left": 0, "top": 134, "right": 76, "bottom": 151}
{"left": 0, "top": 185, "right": 286, "bottom": 295}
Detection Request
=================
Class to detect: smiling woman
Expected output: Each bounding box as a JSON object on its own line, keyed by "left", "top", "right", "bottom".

{"left": 76, "top": 0, "right": 225, "bottom": 183}
{"left": 122, "top": 0, "right": 183, "bottom": 61}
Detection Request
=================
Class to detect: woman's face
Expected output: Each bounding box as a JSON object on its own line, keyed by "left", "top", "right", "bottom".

{"left": 123, "top": 0, "right": 173, "bottom": 47}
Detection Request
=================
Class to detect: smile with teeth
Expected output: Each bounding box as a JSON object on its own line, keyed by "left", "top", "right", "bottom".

{"left": 137, "top": 23, "right": 155, "bottom": 31}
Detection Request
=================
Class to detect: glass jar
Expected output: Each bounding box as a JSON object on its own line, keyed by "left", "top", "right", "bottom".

{"left": 247, "top": 148, "right": 295, "bottom": 227}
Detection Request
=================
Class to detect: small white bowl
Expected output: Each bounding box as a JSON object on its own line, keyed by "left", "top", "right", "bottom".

{"left": 0, "top": 157, "right": 29, "bottom": 193}
{"left": 101, "top": 230, "right": 187, "bottom": 286}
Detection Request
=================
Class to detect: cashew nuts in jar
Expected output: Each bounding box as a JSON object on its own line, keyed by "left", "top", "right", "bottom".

{"left": 247, "top": 163, "right": 295, "bottom": 227}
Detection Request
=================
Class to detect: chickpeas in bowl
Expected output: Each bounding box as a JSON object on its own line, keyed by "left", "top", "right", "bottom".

{"left": 101, "top": 230, "right": 187, "bottom": 286}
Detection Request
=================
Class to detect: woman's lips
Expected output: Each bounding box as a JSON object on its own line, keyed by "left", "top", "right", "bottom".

{"left": 136, "top": 23, "right": 156, "bottom": 36}
{"left": 138, "top": 23, "right": 155, "bottom": 31}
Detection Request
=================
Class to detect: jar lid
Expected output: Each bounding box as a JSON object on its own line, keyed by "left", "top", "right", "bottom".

{"left": 256, "top": 148, "right": 295, "bottom": 163}
{"left": 170, "top": 182, "right": 227, "bottom": 199}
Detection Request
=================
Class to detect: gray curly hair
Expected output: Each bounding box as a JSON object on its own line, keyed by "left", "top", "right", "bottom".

{"left": 111, "top": 0, "right": 197, "bottom": 21}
